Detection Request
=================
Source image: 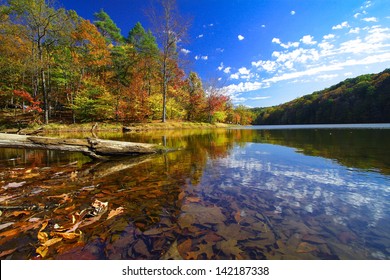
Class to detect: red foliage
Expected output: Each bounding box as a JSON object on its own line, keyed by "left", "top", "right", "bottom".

{"left": 13, "top": 90, "right": 42, "bottom": 113}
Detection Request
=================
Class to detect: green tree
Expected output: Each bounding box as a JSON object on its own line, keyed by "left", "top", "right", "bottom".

{"left": 93, "top": 9, "right": 123, "bottom": 45}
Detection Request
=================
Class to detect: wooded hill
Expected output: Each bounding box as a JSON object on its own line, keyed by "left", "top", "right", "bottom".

{"left": 253, "top": 69, "right": 390, "bottom": 125}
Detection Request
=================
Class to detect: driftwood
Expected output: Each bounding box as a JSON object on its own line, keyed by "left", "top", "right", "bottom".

{"left": 0, "top": 133, "right": 160, "bottom": 160}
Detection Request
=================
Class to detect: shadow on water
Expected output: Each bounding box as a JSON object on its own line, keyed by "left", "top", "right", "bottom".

{"left": 0, "top": 127, "right": 389, "bottom": 259}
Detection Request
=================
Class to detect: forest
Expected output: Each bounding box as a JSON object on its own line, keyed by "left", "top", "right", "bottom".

{"left": 253, "top": 69, "right": 390, "bottom": 125}
{"left": 0, "top": 0, "right": 254, "bottom": 126}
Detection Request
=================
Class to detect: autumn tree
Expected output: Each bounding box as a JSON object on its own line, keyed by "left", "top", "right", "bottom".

{"left": 5, "top": 0, "right": 73, "bottom": 124}
{"left": 185, "top": 71, "right": 206, "bottom": 121}
{"left": 204, "top": 80, "right": 230, "bottom": 123}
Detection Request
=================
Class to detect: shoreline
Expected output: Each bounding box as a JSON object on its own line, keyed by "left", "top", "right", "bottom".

{"left": 1, "top": 121, "right": 238, "bottom": 135}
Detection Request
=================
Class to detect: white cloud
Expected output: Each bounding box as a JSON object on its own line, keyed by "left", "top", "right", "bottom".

{"left": 318, "top": 41, "right": 334, "bottom": 51}
{"left": 238, "top": 35, "right": 245, "bottom": 41}
{"left": 195, "top": 55, "right": 208, "bottom": 61}
{"left": 252, "top": 60, "right": 277, "bottom": 72}
{"left": 181, "top": 48, "right": 191, "bottom": 55}
{"left": 230, "top": 73, "right": 239, "bottom": 79}
{"left": 323, "top": 34, "right": 335, "bottom": 40}
{"left": 223, "top": 82, "right": 266, "bottom": 96}
{"left": 223, "top": 67, "right": 231, "bottom": 74}
{"left": 362, "top": 1, "right": 372, "bottom": 9}
{"left": 344, "top": 72, "right": 353, "bottom": 77}
{"left": 216, "top": 48, "right": 224, "bottom": 53}
{"left": 264, "top": 53, "right": 390, "bottom": 84}
{"left": 274, "top": 48, "right": 320, "bottom": 64}
{"left": 354, "top": 13, "right": 361, "bottom": 18}
{"left": 349, "top": 27, "right": 361, "bottom": 34}
{"left": 197, "top": 34, "right": 204, "bottom": 38}
{"left": 300, "top": 35, "right": 317, "bottom": 45}
{"left": 291, "top": 10, "right": 296, "bottom": 15}
{"left": 362, "top": 17, "right": 378, "bottom": 22}
{"left": 217, "top": 62, "right": 224, "bottom": 71}
{"left": 332, "top": 21, "right": 350, "bottom": 30}
{"left": 261, "top": 24, "right": 266, "bottom": 28}
{"left": 250, "top": 96, "right": 271, "bottom": 100}
{"left": 272, "top": 37, "right": 299, "bottom": 49}
{"left": 238, "top": 67, "right": 251, "bottom": 75}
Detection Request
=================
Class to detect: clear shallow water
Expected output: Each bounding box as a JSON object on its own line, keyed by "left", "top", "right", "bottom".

{"left": 0, "top": 126, "right": 389, "bottom": 259}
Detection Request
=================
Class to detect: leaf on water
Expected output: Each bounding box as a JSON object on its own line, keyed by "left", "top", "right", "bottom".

{"left": 107, "top": 207, "right": 124, "bottom": 220}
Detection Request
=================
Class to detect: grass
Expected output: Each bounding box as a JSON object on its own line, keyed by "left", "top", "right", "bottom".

{"left": 0, "top": 109, "right": 236, "bottom": 133}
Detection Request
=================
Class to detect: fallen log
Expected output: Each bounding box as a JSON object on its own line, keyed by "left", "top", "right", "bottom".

{"left": 0, "top": 133, "right": 161, "bottom": 160}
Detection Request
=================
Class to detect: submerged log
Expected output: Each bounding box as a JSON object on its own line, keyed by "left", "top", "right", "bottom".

{"left": 0, "top": 133, "right": 160, "bottom": 160}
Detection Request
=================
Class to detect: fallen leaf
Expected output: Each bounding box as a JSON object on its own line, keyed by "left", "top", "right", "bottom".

{"left": 216, "top": 239, "right": 243, "bottom": 259}
{"left": 296, "top": 242, "right": 318, "bottom": 253}
{"left": 133, "top": 239, "right": 149, "bottom": 256}
{"left": 0, "top": 248, "right": 17, "bottom": 258}
{"left": 36, "top": 245, "right": 49, "bottom": 258}
{"left": 37, "top": 231, "right": 49, "bottom": 243}
{"left": 0, "top": 222, "right": 14, "bottom": 231}
{"left": 107, "top": 207, "right": 124, "bottom": 220}
{"left": 43, "top": 237, "right": 63, "bottom": 247}
{"left": 177, "top": 239, "right": 192, "bottom": 258}
{"left": 186, "top": 196, "right": 201, "bottom": 203}
{"left": 52, "top": 231, "right": 82, "bottom": 240}
{"left": 234, "top": 211, "right": 241, "bottom": 223}
{"left": 2, "top": 181, "right": 26, "bottom": 189}
{"left": 10, "top": 210, "right": 30, "bottom": 217}
{"left": 91, "top": 199, "right": 108, "bottom": 216}
{"left": 196, "top": 242, "right": 214, "bottom": 259}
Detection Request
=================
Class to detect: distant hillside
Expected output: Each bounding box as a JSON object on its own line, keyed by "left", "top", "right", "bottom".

{"left": 253, "top": 69, "right": 390, "bottom": 125}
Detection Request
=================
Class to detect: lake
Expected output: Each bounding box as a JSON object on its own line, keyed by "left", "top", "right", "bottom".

{"left": 0, "top": 125, "right": 390, "bottom": 259}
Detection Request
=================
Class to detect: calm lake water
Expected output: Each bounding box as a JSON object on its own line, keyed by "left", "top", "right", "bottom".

{"left": 0, "top": 125, "right": 390, "bottom": 259}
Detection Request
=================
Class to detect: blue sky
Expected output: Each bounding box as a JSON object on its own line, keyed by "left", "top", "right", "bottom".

{"left": 62, "top": 0, "right": 390, "bottom": 107}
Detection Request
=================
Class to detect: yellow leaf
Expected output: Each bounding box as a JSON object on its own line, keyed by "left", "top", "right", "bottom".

{"left": 37, "top": 231, "right": 48, "bottom": 243}
{"left": 52, "top": 231, "right": 81, "bottom": 240}
{"left": 107, "top": 207, "right": 124, "bottom": 220}
{"left": 36, "top": 245, "right": 48, "bottom": 258}
{"left": 43, "top": 237, "right": 63, "bottom": 247}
